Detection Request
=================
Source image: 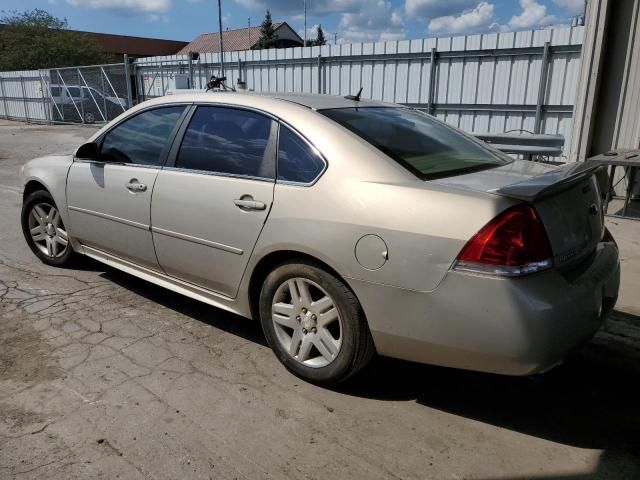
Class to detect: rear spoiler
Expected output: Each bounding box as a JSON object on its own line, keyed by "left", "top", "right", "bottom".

{"left": 491, "top": 162, "right": 605, "bottom": 202}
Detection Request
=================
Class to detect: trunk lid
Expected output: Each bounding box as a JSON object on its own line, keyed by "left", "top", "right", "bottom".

{"left": 434, "top": 160, "right": 607, "bottom": 270}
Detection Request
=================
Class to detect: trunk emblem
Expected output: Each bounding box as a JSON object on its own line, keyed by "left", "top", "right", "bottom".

{"left": 588, "top": 204, "right": 598, "bottom": 216}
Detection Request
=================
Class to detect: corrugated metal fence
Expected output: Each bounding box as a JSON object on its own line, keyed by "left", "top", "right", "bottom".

{"left": 136, "top": 26, "right": 584, "bottom": 158}
{"left": 0, "top": 26, "right": 583, "bottom": 158}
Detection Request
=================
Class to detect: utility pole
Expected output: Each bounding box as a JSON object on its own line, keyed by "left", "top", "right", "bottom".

{"left": 334, "top": 32, "right": 337, "bottom": 45}
{"left": 304, "top": 0, "right": 307, "bottom": 46}
{"left": 248, "top": 18, "right": 251, "bottom": 49}
{"left": 217, "top": 0, "right": 225, "bottom": 77}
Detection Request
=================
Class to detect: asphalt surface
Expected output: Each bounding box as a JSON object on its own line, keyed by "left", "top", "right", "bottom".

{"left": 1, "top": 119, "right": 639, "bottom": 480}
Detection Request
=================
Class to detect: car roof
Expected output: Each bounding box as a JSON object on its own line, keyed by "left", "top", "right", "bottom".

{"left": 158, "top": 91, "right": 396, "bottom": 111}
{"left": 264, "top": 92, "right": 393, "bottom": 110}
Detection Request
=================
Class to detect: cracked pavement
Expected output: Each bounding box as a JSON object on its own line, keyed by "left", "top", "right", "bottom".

{"left": 1, "top": 119, "right": 639, "bottom": 479}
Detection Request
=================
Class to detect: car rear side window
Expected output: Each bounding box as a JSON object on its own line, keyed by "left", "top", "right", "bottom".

{"left": 100, "top": 106, "right": 185, "bottom": 166}
{"left": 277, "top": 125, "right": 325, "bottom": 184}
{"left": 176, "top": 106, "right": 276, "bottom": 179}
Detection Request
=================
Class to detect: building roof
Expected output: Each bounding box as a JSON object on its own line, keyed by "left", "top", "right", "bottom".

{"left": 78, "top": 31, "right": 188, "bottom": 57}
{"left": 177, "top": 22, "right": 303, "bottom": 54}
{"left": 0, "top": 24, "right": 187, "bottom": 57}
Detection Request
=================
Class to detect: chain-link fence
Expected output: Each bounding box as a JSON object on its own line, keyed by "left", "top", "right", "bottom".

{"left": 0, "top": 62, "right": 132, "bottom": 124}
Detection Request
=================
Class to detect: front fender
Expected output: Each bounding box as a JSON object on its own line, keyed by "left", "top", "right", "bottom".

{"left": 22, "top": 155, "right": 81, "bottom": 251}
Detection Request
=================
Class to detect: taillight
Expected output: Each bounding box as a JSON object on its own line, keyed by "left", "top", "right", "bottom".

{"left": 453, "top": 204, "right": 553, "bottom": 277}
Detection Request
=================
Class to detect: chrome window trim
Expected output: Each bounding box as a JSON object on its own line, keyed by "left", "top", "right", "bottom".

{"left": 68, "top": 205, "right": 149, "bottom": 230}
{"left": 275, "top": 120, "right": 328, "bottom": 187}
{"left": 161, "top": 166, "right": 275, "bottom": 184}
{"left": 151, "top": 226, "right": 243, "bottom": 255}
{"left": 73, "top": 159, "right": 161, "bottom": 170}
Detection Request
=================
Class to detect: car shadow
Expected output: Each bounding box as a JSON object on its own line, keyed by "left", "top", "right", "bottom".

{"left": 95, "top": 262, "right": 268, "bottom": 348}
{"left": 85, "top": 260, "right": 639, "bottom": 472}
{"left": 336, "top": 316, "right": 640, "bottom": 464}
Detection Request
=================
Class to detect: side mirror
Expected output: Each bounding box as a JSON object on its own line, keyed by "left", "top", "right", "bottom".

{"left": 75, "top": 142, "right": 99, "bottom": 160}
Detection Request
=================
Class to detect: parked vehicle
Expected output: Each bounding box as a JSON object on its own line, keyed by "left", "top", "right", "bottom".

{"left": 20, "top": 92, "right": 620, "bottom": 385}
{"left": 48, "top": 84, "right": 127, "bottom": 123}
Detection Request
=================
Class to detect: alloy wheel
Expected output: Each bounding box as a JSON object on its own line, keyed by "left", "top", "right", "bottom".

{"left": 28, "top": 203, "right": 69, "bottom": 258}
{"left": 271, "top": 277, "right": 343, "bottom": 368}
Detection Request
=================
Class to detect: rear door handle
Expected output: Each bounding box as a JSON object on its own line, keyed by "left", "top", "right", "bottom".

{"left": 126, "top": 180, "right": 147, "bottom": 192}
{"left": 234, "top": 198, "right": 266, "bottom": 211}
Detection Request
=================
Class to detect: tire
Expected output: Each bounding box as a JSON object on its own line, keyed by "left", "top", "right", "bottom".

{"left": 84, "top": 112, "right": 96, "bottom": 124}
{"left": 259, "top": 261, "right": 375, "bottom": 385}
{"left": 21, "top": 190, "right": 75, "bottom": 267}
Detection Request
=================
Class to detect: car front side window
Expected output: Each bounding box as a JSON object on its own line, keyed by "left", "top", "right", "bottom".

{"left": 99, "top": 106, "right": 185, "bottom": 166}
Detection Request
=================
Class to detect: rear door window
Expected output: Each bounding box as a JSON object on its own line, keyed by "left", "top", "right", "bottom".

{"left": 175, "top": 106, "right": 276, "bottom": 179}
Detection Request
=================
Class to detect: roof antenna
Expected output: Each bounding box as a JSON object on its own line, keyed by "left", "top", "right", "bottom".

{"left": 345, "top": 86, "right": 363, "bottom": 101}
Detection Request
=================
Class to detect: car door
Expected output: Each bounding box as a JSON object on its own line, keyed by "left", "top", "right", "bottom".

{"left": 67, "top": 104, "right": 188, "bottom": 270}
{"left": 151, "top": 105, "right": 277, "bottom": 298}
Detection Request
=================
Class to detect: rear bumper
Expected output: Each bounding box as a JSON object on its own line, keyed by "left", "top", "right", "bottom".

{"left": 349, "top": 241, "right": 620, "bottom": 375}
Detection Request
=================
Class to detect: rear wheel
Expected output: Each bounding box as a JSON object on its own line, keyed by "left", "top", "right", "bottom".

{"left": 21, "top": 190, "right": 74, "bottom": 267}
{"left": 259, "top": 262, "right": 375, "bottom": 385}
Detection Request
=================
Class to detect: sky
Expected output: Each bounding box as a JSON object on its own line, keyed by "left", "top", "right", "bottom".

{"left": 1, "top": 0, "right": 586, "bottom": 43}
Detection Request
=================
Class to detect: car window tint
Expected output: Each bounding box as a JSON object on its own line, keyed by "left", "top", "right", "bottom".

{"left": 176, "top": 106, "right": 275, "bottom": 179}
{"left": 320, "top": 107, "right": 510, "bottom": 180}
{"left": 277, "top": 125, "right": 325, "bottom": 184}
{"left": 67, "top": 87, "right": 80, "bottom": 97}
{"left": 100, "top": 106, "right": 185, "bottom": 166}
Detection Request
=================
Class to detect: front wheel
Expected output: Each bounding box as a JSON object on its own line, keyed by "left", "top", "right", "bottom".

{"left": 21, "top": 190, "right": 74, "bottom": 267}
{"left": 84, "top": 111, "right": 96, "bottom": 124}
{"left": 259, "top": 262, "right": 375, "bottom": 385}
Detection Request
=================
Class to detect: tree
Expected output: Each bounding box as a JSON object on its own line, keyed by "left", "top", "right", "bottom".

{"left": 0, "top": 9, "right": 114, "bottom": 71}
{"left": 314, "top": 25, "right": 327, "bottom": 46}
{"left": 255, "top": 10, "right": 278, "bottom": 49}
{"left": 305, "top": 25, "right": 327, "bottom": 47}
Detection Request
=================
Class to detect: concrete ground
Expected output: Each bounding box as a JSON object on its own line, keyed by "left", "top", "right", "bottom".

{"left": 0, "top": 119, "right": 639, "bottom": 480}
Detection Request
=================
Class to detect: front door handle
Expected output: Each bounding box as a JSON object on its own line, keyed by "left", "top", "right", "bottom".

{"left": 126, "top": 180, "right": 147, "bottom": 192}
{"left": 234, "top": 197, "right": 266, "bottom": 211}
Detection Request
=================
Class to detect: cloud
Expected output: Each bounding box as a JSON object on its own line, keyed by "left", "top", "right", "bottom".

{"left": 553, "top": 0, "right": 585, "bottom": 16}
{"left": 234, "top": 0, "right": 361, "bottom": 16}
{"left": 298, "top": 24, "right": 340, "bottom": 44}
{"left": 65, "top": 0, "right": 171, "bottom": 14}
{"left": 339, "top": 0, "right": 406, "bottom": 42}
{"left": 405, "top": 0, "right": 478, "bottom": 19}
{"left": 508, "top": 0, "right": 558, "bottom": 29}
{"left": 427, "top": 2, "right": 495, "bottom": 35}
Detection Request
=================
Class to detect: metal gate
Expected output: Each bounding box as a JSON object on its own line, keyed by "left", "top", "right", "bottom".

{"left": 0, "top": 62, "right": 133, "bottom": 124}
{"left": 41, "top": 63, "right": 132, "bottom": 124}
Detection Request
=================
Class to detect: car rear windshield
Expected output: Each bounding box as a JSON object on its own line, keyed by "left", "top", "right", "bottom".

{"left": 319, "top": 107, "right": 511, "bottom": 179}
